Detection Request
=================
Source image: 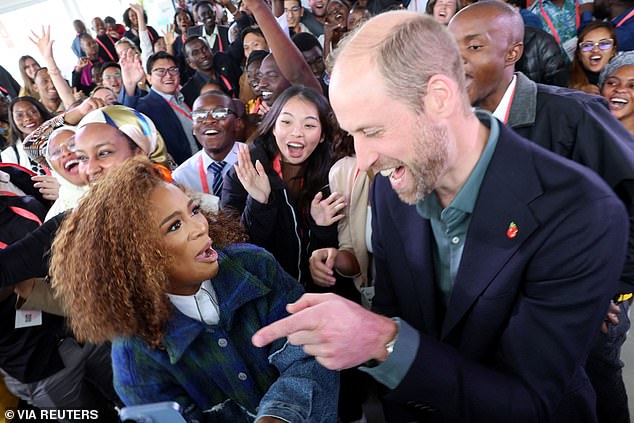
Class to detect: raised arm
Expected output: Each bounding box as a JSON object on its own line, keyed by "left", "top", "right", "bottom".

{"left": 243, "top": 0, "right": 322, "bottom": 93}
{"left": 29, "top": 26, "right": 75, "bottom": 108}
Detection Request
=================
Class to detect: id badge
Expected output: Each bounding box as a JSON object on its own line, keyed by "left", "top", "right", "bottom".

{"left": 15, "top": 309, "right": 43, "bottom": 328}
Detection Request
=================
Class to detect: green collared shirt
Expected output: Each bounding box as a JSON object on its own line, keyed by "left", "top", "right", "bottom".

{"left": 416, "top": 110, "right": 500, "bottom": 305}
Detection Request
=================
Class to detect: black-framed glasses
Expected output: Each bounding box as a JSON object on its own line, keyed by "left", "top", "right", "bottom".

{"left": 284, "top": 6, "right": 302, "bottom": 12}
{"left": 192, "top": 107, "right": 236, "bottom": 122}
{"left": 151, "top": 66, "right": 180, "bottom": 77}
{"left": 579, "top": 38, "right": 614, "bottom": 52}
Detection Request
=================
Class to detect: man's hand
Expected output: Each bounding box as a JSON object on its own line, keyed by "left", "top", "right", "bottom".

{"left": 601, "top": 301, "right": 622, "bottom": 333}
{"left": 252, "top": 293, "right": 398, "bottom": 370}
{"left": 309, "top": 248, "right": 338, "bottom": 287}
{"left": 29, "top": 26, "right": 55, "bottom": 60}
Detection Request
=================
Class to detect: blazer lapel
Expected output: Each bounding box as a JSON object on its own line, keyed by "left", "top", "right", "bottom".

{"left": 394, "top": 201, "right": 442, "bottom": 337}
{"left": 441, "top": 127, "right": 542, "bottom": 339}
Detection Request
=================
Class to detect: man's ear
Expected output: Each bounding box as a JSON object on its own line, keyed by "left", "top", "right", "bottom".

{"left": 506, "top": 42, "right": 524, "bottom": 66}
{"left": 424, "top": 74, "right": 454, "bottom": 119}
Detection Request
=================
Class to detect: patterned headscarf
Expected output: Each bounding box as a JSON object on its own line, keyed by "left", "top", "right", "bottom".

{"left": 77, "top": 105, "right": 169, "bottom": 166}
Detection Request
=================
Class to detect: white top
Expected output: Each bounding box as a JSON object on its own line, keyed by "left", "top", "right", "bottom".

{"left": 167, "top": 280, "right": 220, "bottom": 325}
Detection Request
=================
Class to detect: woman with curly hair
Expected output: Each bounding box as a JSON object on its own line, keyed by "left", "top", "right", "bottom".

{"left": 221, "top": 85, "right": 345, "bottom": 292}
{"left": 50, "top": 156, "right": 338, "bottom": 423}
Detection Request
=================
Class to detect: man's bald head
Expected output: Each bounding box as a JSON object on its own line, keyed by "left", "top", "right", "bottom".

{"left": 451, "top": 0, "right": 524, "bottom": 46}
{"left": 331, "top": 11, "right": 467, "bottom": 112}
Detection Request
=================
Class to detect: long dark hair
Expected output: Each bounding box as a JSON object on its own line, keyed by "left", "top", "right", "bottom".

{"left": 8, "top": 96, "right": 53, "bottom": 144}
{"left": 569, "top": 21, "right": 618, "bottom": 90}
{"left": 252, "top": 85, "right": 340, "bottom": 213}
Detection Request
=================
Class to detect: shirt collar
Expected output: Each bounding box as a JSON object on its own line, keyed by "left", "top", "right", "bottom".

{"left": 152, "top": 87, "right": 184, "bottom": 104}
{"left": 417, "top": 109, "right": 500, "bottom": 219}
{"left": 160, "top": 248, "right": 271, "bottom": 363}
{"left": 492, "top": 74, "right": 517, "bottom": 123}
{"left": 202, "top": 142, "right": 240, "bottom": 168}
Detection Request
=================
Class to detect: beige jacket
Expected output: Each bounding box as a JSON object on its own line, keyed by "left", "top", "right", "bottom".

{"left": 328, "top": 156, "right": 372, "bottom": 290}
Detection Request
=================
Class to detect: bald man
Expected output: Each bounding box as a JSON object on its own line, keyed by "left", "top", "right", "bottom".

{"left": 252, "top": 11, "right": 629, "bottom": 422}
{"left": 449, "top": 5, "right": 634, "bottom": 421}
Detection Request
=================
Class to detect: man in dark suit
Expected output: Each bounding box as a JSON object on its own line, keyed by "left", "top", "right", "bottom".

{"left": 119, "top": 51, "right": 198, "bottom": 165}
{"left": 251, "top": 11, "right": 628, "bottom": 422}
{"left": 448, "top": 3, "right": 634, "bottom": 421}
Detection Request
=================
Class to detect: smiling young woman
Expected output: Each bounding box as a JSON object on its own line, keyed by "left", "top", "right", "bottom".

{"left": 49, "top": 156, "right": 339, "bottom": 422}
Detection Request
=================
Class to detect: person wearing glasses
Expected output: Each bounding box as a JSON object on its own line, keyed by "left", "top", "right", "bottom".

{"left": 569, "top": 21, "right": 618, "bottom": 95}
{"left": 448, "top": 3, "right": 634, "bottom": 422}
{"left": 119, "top": 50, "right": 199, "bottom": 165}
{"left": 100, "top": 62, "right": 123, "bottom": 97}
{"left": 173, "top": 90, "right": 244, "bottom": 200}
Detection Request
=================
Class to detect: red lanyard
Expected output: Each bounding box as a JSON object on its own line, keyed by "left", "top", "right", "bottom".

{"left": 219, "top": 74, "right": 234, "bottom": 96}
{"left": 539, "top": 0, "right": 579, "bottom": 44}
{"left": 502, "top": 81, "right": 517, "bottom": 124}
{"left": 0, "top": 189, "right": 43, "bottom": 249}
{"left": 95, "top": 37, "right": 116, "bottom": 61}
{"left": 0, "top": 86, "right": 8, "bottom": 95}
{"left": 615, "top": 7, "right": 634, "bottom": 27}
{"left": 165, "top": 98, "right": 192, "bottom": 120}
{"left": 147, "top": 28, "right": 156, "bottom": 43}
{"left": 198, "top": 154, "right": 210, "bottom": 194}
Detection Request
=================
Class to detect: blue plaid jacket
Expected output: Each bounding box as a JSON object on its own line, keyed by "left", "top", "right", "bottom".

{"left": 112, "top": 243, "right": 339, "bottom": 422}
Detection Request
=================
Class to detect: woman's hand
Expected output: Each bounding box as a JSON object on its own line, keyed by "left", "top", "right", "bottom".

{"left": 75, "top": 57, "right": 90, "bottom": 71}
{"left": 310, "top": 191, "right": 345, "bottom": 226}
{"left": 234, "top": 143, "right": 271, "bottom": 204}
{"left": 309, "top": 248, "right": 338, "bottom": 286}
{"left": 32, "top": 175, "right": 60, "bottom": 201}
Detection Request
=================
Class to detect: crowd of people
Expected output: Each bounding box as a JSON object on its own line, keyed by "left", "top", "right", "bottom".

{"left": 0, "top": 0, "right": 633, "bottom": 421}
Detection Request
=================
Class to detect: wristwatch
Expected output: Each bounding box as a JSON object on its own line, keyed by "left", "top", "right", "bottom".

{"left": 363, "top": 318, "right": 399, "bottom": 368}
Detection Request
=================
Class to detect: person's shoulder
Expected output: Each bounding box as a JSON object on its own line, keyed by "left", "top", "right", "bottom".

{"left": 219, "top": 243, "right": 274, "bottom": 264}
{"left": 173, "top": 151, "right": 202, "bottom": 175}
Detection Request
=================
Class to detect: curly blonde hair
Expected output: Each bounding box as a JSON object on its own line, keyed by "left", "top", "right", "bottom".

{"left": 50, "top": 156, "right": 247, "bottom": 348}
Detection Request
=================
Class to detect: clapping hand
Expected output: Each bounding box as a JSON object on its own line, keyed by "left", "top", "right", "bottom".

{"left": 234, "top": 143, "right": 271, "bottom": 204}
{"left": 310, "top": 191, "right": 345, "bottom": 226}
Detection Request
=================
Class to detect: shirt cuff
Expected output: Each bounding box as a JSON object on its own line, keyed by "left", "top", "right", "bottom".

{"left": 359, "top": 318, "right": 419, "bottom": 389}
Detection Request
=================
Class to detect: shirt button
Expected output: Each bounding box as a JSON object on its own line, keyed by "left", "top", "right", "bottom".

{"left": 218, "top": 338, "right": 228, "bottom": 348}
{"left": 238, "top": 372, "right": 248, "bottom": 381}
{"left": 451, "top": 236, "right": 460, "bottom": 244}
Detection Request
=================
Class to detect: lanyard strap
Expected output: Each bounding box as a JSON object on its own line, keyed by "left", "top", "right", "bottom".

{"left": 219, "top": 74, "right": 234, "bottom": 96}
{"left": 616, "top": 8, "right": 634, "bottom": 27}
{"left": 503, "top": 83, "right": 517, "bottom": 124}
{"left": 253, "top": 97, "right": 261, "bottom": 114}
{"left": 0, "top": 204, "right": 43, "bottom": 249}
{"left": 95, "top": 37, "right": 116, "bottom": 61}
{"left": 539, "top": 0, "right": 579, "bottom": 44}
{"left": 147, "top": 28, "right": 156, "bottom": 43}
{"left": 217, "top": 33, "right": 224, "bottom": 52}
{"left": 198, "top": 154, "right": 210, "bottom": 194}
{"left": 0, "top": 86, "right": 8, "bottom": 95}
{"left": 165, "top": 98, "right": 192, "bottom": 120}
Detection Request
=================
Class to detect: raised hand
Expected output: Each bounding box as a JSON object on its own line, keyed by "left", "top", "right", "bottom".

{"left": 163, "top": 23, "right": 176, "bottom": 46}
{"left": 129, "top": 3, "right": 147, "bottom": 29}
{"left": 119, "top": 47, "right": 145, "bottom": 92}
{"left": 234, "top": 143, "right": 271, "bottom": 204}
{"left": 310, "top": 191, "right": 345, "bottom": 226}
{"left": 29, "top": 26, "right": 54, "bottom": 60}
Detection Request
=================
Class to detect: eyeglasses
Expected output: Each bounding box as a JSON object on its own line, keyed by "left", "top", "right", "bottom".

{"left": 192, "top": 107, "right": 236, "bottom": 122}
{"left": 579, "top": 38, "right": 614, "bottom": 52}
{"left": 285, "top": 6, "right": 302, "bottom": 12}
{"left": 151, "top": 66, "right": 180, "bottom": 77}
{"left": 47, "top": 138, "right": 76, "bottom": 160}
{"left": 103, "top": 73, "right": 121, "bottom": 80}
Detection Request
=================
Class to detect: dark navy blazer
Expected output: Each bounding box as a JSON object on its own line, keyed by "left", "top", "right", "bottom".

{"left": 370, "top": 121, "right": 628, "bottom": 422}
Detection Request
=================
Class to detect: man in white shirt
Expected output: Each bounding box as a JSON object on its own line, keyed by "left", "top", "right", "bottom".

{"left": 173, "top": 91, "right": 243, "bottom": 199}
